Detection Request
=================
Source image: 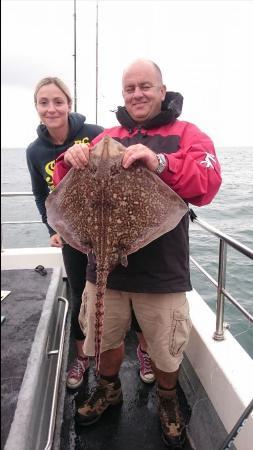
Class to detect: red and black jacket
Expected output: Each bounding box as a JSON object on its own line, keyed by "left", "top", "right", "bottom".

{"left": 53, "top": 92, "right": 222, "bottom": 293}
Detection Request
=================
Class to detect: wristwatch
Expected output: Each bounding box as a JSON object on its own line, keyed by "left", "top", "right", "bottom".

{"left": 154, "top": 153, "right": 167, "bottom": 174}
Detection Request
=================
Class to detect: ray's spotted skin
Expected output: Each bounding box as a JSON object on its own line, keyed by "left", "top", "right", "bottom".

{"left": 46, "top": 136, "right": 188, "bottom": 371}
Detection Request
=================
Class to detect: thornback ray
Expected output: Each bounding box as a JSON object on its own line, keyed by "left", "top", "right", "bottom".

{"left": 46, "top": 136, "right": 188, "bottom": 371}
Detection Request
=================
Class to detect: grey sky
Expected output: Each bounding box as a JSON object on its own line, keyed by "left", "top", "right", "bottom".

{"left": 2, "top": 0, "right": 253, "bottom": 148}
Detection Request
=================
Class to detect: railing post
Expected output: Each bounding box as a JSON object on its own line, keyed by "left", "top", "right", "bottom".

{"left": 214, "top": 239, "right": 227, "bottom": 340}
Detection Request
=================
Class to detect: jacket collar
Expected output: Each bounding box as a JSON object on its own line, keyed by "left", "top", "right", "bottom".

{"left": 115, "top": 91, "right": 183, "bottom": 131}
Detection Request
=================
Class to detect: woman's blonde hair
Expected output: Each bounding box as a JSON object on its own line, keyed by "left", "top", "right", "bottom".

{"left": 34, "top": 77, "right": 72, "bottom": 106}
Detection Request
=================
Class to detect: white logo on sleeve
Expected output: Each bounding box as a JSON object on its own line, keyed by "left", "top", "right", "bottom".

{"left": 200, "top": 152, "right": 216, "bottom": 168}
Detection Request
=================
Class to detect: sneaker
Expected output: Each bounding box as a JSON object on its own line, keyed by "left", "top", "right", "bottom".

{"left": 66, "top": 356, "right": 89, "bottom": 389}
{"left": 137, "top": 344, "right": 156, "bottom": 384}
{"left": 76, "top": 377, "right": 123, "bottom": 426}
{"left": 158, "top": 386, "right": 186, "bottom": 448}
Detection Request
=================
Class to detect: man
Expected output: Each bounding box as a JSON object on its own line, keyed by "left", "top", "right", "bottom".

{"left": 54, "top": 59, "right": 222, "bottom": 447}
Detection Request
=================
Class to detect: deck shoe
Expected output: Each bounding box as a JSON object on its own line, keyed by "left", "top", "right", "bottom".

{"left": 137, "top": 345, "right": 155, "bottom": 383}
{"left": 137, "top": 344, "right": 156, "bottom": 384}
{"left": 66, "top": 356, "right": 89, "bottom": 389}
{"left": 76, "top": 377, "right": 123, "bottom": 426}
{"left": 158, "top": 386, "right": 186, "bottom": 448}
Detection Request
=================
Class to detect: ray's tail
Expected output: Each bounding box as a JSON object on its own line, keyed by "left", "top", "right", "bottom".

{"left": 94, "top": 268, "right": 109, "bottom": 374}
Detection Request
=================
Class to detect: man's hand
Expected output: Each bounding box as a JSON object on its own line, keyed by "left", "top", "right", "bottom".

{"left": 50, "top": 233, "right": 63, "bottom": 248}
{"left": 122, "top": 144, "right": 159, "bottom": 172}
{"left": 64, "top": 143, "right": 90, "bottom": 169}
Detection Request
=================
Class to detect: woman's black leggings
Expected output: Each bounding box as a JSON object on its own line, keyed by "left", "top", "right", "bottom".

{"left": 62, "top": 243, "right": 87, "bottom": 341}
{"left": 131, "top": 307, "right": 142, "bottom": 332}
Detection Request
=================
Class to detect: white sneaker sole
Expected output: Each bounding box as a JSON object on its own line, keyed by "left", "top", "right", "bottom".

{"left": 139, "top": 371, "right": 156, "bottom": 384}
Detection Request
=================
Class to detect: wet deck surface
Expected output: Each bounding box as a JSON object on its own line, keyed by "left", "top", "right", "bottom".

{"left": 1, "top": 269, "right": 53, "bottom": 449}
{"left": 61, "top": 329, "right": 193, "bottom": 450}
{"left": 1, "top": 269, "right": 193, "bottom": 450}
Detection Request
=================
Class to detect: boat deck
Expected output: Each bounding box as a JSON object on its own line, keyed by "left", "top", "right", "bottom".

{"left": 60, "top": 329, "right": 193, "bottom": 450}
{"left": 1, "top": 268, "right": 54, "bottom": 448}
{"left": 1, "top": 268, "right": 194, "bottom": 450}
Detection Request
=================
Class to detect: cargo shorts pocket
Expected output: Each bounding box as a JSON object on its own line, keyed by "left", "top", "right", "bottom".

{"left": 169, "top": 309, "right": 192, "bottom": 357}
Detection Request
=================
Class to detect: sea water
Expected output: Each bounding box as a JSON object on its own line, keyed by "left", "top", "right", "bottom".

{"left": 1, "top": 146, "right": 253, "bottom": 356}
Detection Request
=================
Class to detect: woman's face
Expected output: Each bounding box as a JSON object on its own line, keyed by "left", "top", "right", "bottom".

{"left": 35, "top": 83, "right": 71, "bottom": 131}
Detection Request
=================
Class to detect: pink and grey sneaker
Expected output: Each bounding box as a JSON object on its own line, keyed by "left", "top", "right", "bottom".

{"left": 66, "top": 356, "right": 90, "bottom": 389}
{"left": 137, "top": 344, "right": 156, "bottom": 384}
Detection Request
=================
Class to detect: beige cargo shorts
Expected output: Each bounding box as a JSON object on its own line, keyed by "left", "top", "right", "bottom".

{"left": 79, "top": 281, "right": 192, "bottom": 372}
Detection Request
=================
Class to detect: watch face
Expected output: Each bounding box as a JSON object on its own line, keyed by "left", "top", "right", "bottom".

{"left": 155, "top": 154, "right": 166, "bottom": 174}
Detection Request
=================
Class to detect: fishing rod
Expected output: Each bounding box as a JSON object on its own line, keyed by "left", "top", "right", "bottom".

{"left": 95, "top": 1, "right": 98, "bottom": 124}
{"left": 73, "top": 0, "right": 98, "bottom": 121}
{"left": 73, "top": 0, "right": 77, "bottom": 112}
{"left": 219, "top": 398, "right": 253, "bottom": 450}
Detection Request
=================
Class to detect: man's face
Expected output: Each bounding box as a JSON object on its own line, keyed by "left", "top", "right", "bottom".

{"left": 122, "top": 62, "right": 166, "bottom": 123}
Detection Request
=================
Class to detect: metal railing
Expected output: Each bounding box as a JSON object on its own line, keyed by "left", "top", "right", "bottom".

{"left": 45, "top": 296, "right": 69, "bottom": 450}
{"left": 2, "top": 193, "right": 253, "bottom": 341}
{"left": 1, "top": 192, "right": 41, "bottom": 224}
{"left": 189, "top": 208, "right": 253, "bottom": 340}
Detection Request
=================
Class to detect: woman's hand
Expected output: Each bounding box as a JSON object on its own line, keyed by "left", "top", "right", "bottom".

{"left": 50, "top": 233, "right": 63, "bottom": 248}
{"left": 64, "top": 143, "right": 90, "bottom": 169}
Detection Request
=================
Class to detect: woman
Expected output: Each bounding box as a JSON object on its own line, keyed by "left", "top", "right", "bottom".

{"left": 26, "top": 77, "right": 104, "bottom": 389}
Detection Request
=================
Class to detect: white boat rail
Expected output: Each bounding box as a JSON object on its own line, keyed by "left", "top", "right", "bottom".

{"left": 189, "top": 208, "right": 253, "bottom": 341}
{"left": 45, "top": 296, "right": 69, "bottom": 450}
{"left": 1, "top": 192, "right": 253, "bottom": 344}
{"left": 1, "top": 192, "right": 41, "bottom": 224}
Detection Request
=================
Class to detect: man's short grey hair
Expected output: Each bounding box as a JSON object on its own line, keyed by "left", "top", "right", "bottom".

{"left": 151, "top": 61, "right": 163, "bottom": 83}
{"left": 122, "top": 59, "right": 164, "bottom": 84}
